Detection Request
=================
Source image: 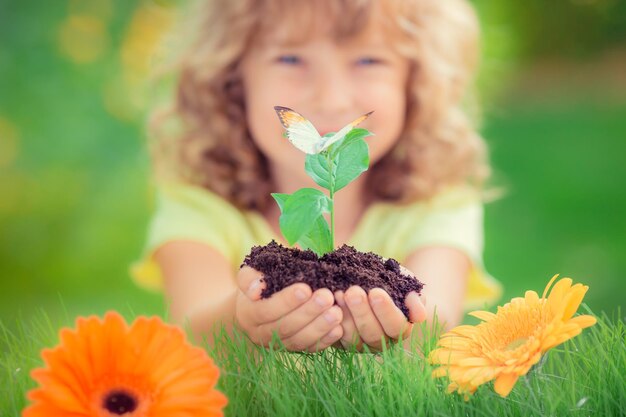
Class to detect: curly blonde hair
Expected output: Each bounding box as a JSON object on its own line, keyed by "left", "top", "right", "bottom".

{"left": 150, "top": 0, "right": 489, "bottom": 211}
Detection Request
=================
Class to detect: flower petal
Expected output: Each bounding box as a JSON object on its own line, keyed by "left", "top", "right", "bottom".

{"left": 524, "top": 290, "right": 540, "bottom": 304}
{"left": 437, "top": 336, "right": 472, "bottom": 349}
{"left": 541, "top": 335, "right": 557, "bottom": 351}
{"left": 449, "top": 325, "right": 481, "bottom": 337}
{"left": 547, "top": 277, "right": 572, "bottom": 304}
{"left": 542, "top": 274, "right": 560, "bottom": 299}
{"left": 429, "top": 349, "right": 471, "bottom": 365}
{"left": 568, "top": 314, "right": 597, "bottom": 329}
{"left": 494, "top": 373, "right": 519, "bottom": 397}
{"left": 561, "top": 285, "right": 589, "bottom": 320}
{"left": 458, "top": 357, "right": 492, "bottom": 367}
{"left": 468, "top": 310, "right": 497, "bottom": 322}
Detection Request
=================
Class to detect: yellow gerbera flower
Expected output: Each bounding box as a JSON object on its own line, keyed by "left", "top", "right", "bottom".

{"left": 429, "top": 275, "right": 597, "bottom": 399}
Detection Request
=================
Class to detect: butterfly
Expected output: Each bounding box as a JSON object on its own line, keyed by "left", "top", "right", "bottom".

{"left": 274, "top": 106, "right": 373, "bottom": 154}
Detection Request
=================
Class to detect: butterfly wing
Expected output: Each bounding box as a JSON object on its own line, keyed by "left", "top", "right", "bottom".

{"left": 274, "top": 106, "right": 322, "bottom": 154}
{"left": 319, "top": 111, "right": 373, "bottom": 152}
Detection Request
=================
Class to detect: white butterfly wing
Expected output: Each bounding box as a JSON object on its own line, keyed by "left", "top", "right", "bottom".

{"left": 320, "top": 110, "right": 373, "bottom": 152}
{"left": 274, "top": 106, "right": 322, "bottom": 155}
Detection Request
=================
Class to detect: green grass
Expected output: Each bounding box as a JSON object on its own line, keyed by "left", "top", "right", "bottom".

{"left": 3, "top": 310, "right": 624, "bottom": 416}
{"left": 1, "top": 0, "right": 625, "bottom": 328}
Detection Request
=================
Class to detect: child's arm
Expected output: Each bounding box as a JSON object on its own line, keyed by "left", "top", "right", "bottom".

{"left": 155, "top": 241, "right": 238, "bottom": 344}
{"left": 155, "top": 241, "right": 344, "bottom": 351}
{"left": 403, "top": 246, "right": 470, "bottom": 330}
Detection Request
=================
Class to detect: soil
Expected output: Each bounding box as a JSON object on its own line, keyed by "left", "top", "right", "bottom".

{"left": 242, "top": 240, "right": 424, "bottom": 320}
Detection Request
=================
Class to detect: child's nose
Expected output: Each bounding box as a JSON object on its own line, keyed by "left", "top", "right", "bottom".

{"left": 310, "top": 66, "right": 353, "bottom": 115}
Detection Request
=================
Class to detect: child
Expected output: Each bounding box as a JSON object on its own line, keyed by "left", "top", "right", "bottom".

{"left": 132, "top": 0, "right": 502, "bottom": 351}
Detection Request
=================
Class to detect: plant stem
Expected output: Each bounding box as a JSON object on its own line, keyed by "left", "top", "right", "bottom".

{"left": 330, "top": 187, "right": 335, "bottom": 249}
{"left": 327, "top": 152, "right": 335, "bottom": 249}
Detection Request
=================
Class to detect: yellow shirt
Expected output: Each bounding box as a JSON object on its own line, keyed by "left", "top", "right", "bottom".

{"left": 131, "top": 182, "right": 502, "bottom": 310}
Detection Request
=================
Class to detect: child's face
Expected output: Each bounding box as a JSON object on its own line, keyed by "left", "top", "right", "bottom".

{"left": 240, "top": 12, "right": 410, "bottom": 178}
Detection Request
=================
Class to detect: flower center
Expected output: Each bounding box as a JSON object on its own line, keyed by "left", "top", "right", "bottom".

{"left": 103, "top": 390, "right": 138, "bottom": 415}
{"left": 504, "top": 337, "right": 528, "bottom": 351}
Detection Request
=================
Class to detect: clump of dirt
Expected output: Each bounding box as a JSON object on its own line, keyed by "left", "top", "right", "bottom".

{"left": 242, "top": 240, "right": 424, "bottom": 320}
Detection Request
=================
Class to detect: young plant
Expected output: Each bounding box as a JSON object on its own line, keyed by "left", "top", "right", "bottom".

{"left": 272, "top": 106, "right": 373, "bottom": 256}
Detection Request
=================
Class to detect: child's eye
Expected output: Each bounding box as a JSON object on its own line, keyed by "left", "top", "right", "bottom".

{"left": 355, "top": 57, "right": 383, "bottom": 66}
{"left": 276, "top": 55, "right": 302, "bottom": 65}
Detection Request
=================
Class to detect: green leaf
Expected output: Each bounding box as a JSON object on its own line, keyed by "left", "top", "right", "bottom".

{"left": 333, "top": 137, "right": 370, "bottom": 192}
{"left": 304, "top": 154, "right": 332, "bottom": 190}
{"left": 296, "top": 215, "right": 333, "bottom": 256}
{"left": 271, "top": 193, "right": 290, "bottom": 212}
{"left": 329, "top": 128, "right": 373, "bottom": 158}
{"left": 279, "top": 188, "right": 332, "bottom": 245}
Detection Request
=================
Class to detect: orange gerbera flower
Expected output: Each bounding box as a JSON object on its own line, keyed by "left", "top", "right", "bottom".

{"left": 429, "top": 275, "right": 597, "bottom": 399}
{"left": 23, "top": 311, "right": 227, "bottom": 416}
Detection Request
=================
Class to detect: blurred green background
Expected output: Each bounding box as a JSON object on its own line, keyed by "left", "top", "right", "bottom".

{"left": 0, "top": 0, "right": 624, "bottom": 327}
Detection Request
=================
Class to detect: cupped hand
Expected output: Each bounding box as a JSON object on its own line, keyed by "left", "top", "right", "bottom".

{"left": 235, "top": 266, "right": 344, "bottom": 352}
{"left": 333, "top": 286, "right": 426, "bottom": 352}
